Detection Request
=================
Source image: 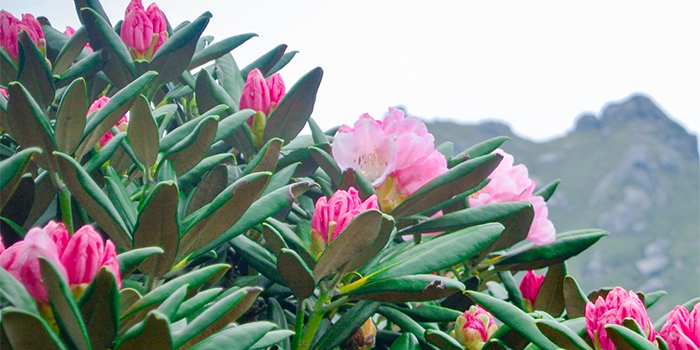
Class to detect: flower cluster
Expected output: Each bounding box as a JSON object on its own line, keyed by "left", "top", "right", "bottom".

{"left": 469, "top": 149, "right": 555, "bottom": 245}
{"left": 659, "top": 304, "right": 700, "bottom": 350}
{"left": 121, "top": 0, "right": 168, "bottom": 60}
{"left": 332, "top": 107, "right": 448, "bottom": 212}
{"left": 585, "top": 287, "right": 657, "bottom": 350}
{"left": 0, "top": 10, "right": 45, "bottom": 62}
{"left": 310, "top": 187, "right": 379, "bottom": 258}
{"left": 239, "top": 68, "right": 286, "bottom": 147}
{"left": 451, "top": 305, "right": 499, "bottom": 350}
{"left": 0, "top": 222, "right": 121, "bottom": 303}
{"left": 87, "top": 96, "right": 129, "bottom": 148}
{"left": 519, "top": 270, "right": 545, "bottom": 311}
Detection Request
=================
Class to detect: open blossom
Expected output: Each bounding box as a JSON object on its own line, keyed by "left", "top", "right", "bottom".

{"left": 310, "top": 187, "right": 379, "bottom": 258}
{"left": 585, "top": 287, "right": 657, "bottom": 350}
{"left": 451, "top": 305, "right": 499, "bottom": 350}
{"left": 0, "top": 221, "right": 121, "bottom": 303}
{"left": 0, "top": 10, "right": 45, "bottom": 61}
{"left": 332, "top": 108, "right": 447, "bottom": 212}
{"left": 659, "top": 304, "right": 700, "bottom": 350}
{"left": 519, "top": 270, "right": 545, "bottom": 311}
{"left": 469, "top": 149, "right": 555, "bottom": 245}
{"left": 87, "top": 96, "right": 129, "bottom": 148}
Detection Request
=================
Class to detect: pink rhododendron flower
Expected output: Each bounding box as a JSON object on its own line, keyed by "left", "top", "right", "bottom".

{"left": 87, "top": 96, "right": 129, "bottom": 148}
{"left": 0, "top": 87, "right": 7, "bottom": 98}
{"left": 146, "top": 3, "right": 167, "bottom": 52}
{"left": 469, "top": 149, "right": 555, "bottom": 245}
{"left": 0, "top": 10, "right": 45, "bottom": 61}
{"left": 451, "top": 305, "right": 498, "bottom": 350}
{"left": 585, "top": 287, "right": 657, "bottom": 350}
{"left": 519, "top": 270, "right": 545, "bottom": 311}
{"left": 332, "top": 108, "right": 447, "bottom": 212}
{"left": 267, "top": 72, "right": 285, "bottom": 111}
{"left": 240, "top": 68, "right": 272, "bottom": 116}
{"left": 61, "top": 225, "right": 105, "bottom": 285}
{"left": 125, "top": 0, "right": 145, "bottom": 16}
{"left": 0, "top": 227, "right": 68, "bottom": 302}
{"left": 0, "top": 235, "right": 5, "bottom": 255}
{"left": 121, "top": 5, "right": 154, "bottom": 59}
{"left": 660, "top": 304, "right": 700, "bottom": 350}
{"left": 310, "top": 187, "right": 379, "bottom": 257}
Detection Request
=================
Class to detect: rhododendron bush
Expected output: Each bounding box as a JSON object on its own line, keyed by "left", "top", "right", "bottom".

{"left": 0, "top": 1, "right": 697, "bottom": 350}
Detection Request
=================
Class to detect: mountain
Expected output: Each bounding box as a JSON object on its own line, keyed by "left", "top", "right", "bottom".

{"left": 426, "top": 94, "right": 700, "bottom": 316}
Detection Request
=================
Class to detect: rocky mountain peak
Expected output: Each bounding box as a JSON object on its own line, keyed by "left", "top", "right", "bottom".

{"left": 600, "top": 94, "right": 667, "bottom": 124}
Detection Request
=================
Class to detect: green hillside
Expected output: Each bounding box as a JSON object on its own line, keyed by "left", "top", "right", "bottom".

{"left": 427, "top": 95, "right": 700, "bottom": 317}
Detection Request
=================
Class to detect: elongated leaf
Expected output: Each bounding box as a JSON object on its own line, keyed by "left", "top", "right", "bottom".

{"left": 535, "top": 319, "right": 593, "bottom": 350}
{"left": 150, "top": 12, "right": 212, "bottom": 87}
{"left": 117, "top": 310, "right": 173, "bottom": 350}
{"left": 213, "top": 109, "right": 255, "bottom": 143}
{"left": 241, "top": 44, "right": 287, "bottom": 77}
{"left": 563, "top": 275, "right": 589, "bottom": 318}
{"left": 163, "top": 116, "right": 219, "bottom": 175}
{"left": 159, "top": 107, "right": 225, "bottom": 152}
{"left": 467, "top": 291, "right": 559, "bottom": 350}
{"left": 53, "top": 25, "right": 91, "bottom": 75}
{"left": 214, "top": 53, "right": 245, "bottom": 106}
{"left": 605, "top": 324, "right": 658, "bottom": 350}
{"left": 534, "top": 179, "right": 560, "bottom": 202}
{"left": 242, "top": 138, "right": 283, "bottom": 175}
{"left": 377, "top": 306, "right": 429, "bottom": 346}
{"left": 0, "top": 47, "right": 17, "bottom": 86}
{"left": 17, "top": 31, "right": 55, "bottom": 108}
{"left": 80, "top": 8, "right": 135, "bottom": 88}
{"left": 175, "top": 287, "right": 263, "bottom": 349}
{"left": 1, "top": 309, "right": 67, "bottom": 350}
{"left": 250, "top": 330, "right": 294, "bottom": 350}
{"left": 264, "top": 67, "right": 323, "bottom": 144}
{"left": 534, "top": 263, "right": 566, "bottom": 316}
{"left": 341, "top": 213, "right": 395, "bottom": 273}
{"left": 7, "top": 82, "right": 58, "bottom": 171}
{"left": 495, "top": 229, "right": 609, "bottom": 271}
{"left": 185, "top": 164, "right": 228, "bottom": 216}
{"left": 350, "top": 275, "right": 465, "bottom": 302}
{"left": 189, "top": 321, "right": 277, "bottom": 350}
{"left": 132, "top": 182, "right": 179, "bottom": 277}
{"left": 78, "top": 267, "right": 120, "bottom": 350}
{"left": 39, "top": 258, "right": 91, "bottom": 350}
{"left": 266, "top": 50, "right": 298, "bottom": 76}
{"left": 0, "top": 147, "right": 41, "bottom": 211}
{"left": 498, "top": 270, "right": 527, "bottom": 312}
{"left": 55, "top": 78, "right": 88, "bottom": 155}
{"left": 393, "top": 153, "right": 502, "bottom": 218}
{"left": 425, "top": 329, "right": 463, "bottom": 350}
{"left": 277, "top": 248, "right": 315, "bottom": 299}
{"left": 314, "top": 210, "right": 382, "bottom": 280}
{"left": 388, "top": 333, "right": 421, "bottom": 350}
{"left": 387, "top": 304, "right": 462, "bottom": 323}
{"left": 449, "top": 136, "right": 510, "bottom": 167}
{"left": 0, "top": 267, "right": 38, "bottom": 313}
{"left": 195, "top": 69, "right": 237, "bottom": 115}
{"left": 22, "top": 171, "right": 57, "bottom": 230}
{"left": 127, "top": 95, "right": 159, "bottom": 169}
{"left": 264, "top": 298, "right": 291, "bottom": 350}
{"left": 56, "top": 50, "right": 105, "bottom": 88}
{"left": 309, "top": 146, "right": 341, "bottom": 187}
{"left": 188, "top": 33, "right": 257, "bottom": 70}
{"left": 55, "top": 152, "right": 131, "bottom": 250}
{"left": 230, "top": 235, "right": 283, "bottom": 284}
{"left": 116, "top": 247, "right": 163, "bottom": 277}
{"left": 311, "top": 300, "right": 380, "bottom": 350}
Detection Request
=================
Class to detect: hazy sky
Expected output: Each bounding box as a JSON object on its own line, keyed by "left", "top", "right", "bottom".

{"left": 5, "top": 1, "right": 699, "bottom": 142}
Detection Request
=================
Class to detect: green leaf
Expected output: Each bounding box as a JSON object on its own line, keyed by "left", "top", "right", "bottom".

{"left": 1, "top": 309, "right": 67, "bottom": 350}
{"left": 338, "top": 168, "right": 376, "bottom": 200}
{"left": 195, "top": 69, "right": 237, "bottom": 115}
{"left": 17, "top": 31, "right": 55, "bottom": 108}
{"left": 55, "top": 78, "right": 88, "bottom": 155}
{"left": 39, "top": 258, "right": 91, "bottom": 350}
{"left": 341, "top": 213, "right": 395, "bottom": 273}
{"left": 179, "top": 172, "right": 270, "bottom": 259}
{"left": 173, "top": 288, "right": 222, "bottom": 322}
{"left": 158, "top": 107, "right": 224, "bottom": 152}
{"left": 53, "top": 25, "right": 91, "bottom": 75}
{"left": 388, "top": 333, "right": 421, "bottom": 350}
{"left": 127, "top": 95, "right": 159, "bottom": 169}
{"left": 534, "top": 179, "right": 560, "bottom": 202}
{"left": 386, "top": 304, "right": 462, "bottom": 323}
{"left": 277, "top": 248, "right": 315, "bottom": 299}
{"left": 0, "top": 266, "right": 38, "bottom": 313}
{"left": 350, "top": 275, "right": 465, "bottom": 302}
{"left": 162, "top": 116, "right": 219, "bottom": 175}
{"left": 393, "top": 153, "right": 503, "bottom": 218}
{"left": 174, "top": 287, "right": 264, "bottom": 349}
{"left": 534, "top": 263, "right": 566, "bottom": 316}
{"left": 249, "top": 330, "right": 295, "bottom": 350}
{"left": 78, "top": 267, "right": 121, "bottom": 350}
{"left": 309, "top": 146, "right": 341, "bottom": 187}
{"left": 498, "top": 270, "right": 527, "bottom": 312}
{"left": 184, "top": 164, "right": 228, "bottom": 216}
{"left": 642, "top": 291, "right": 666, "bottom": 309}
{"left": 563, "top": 275, "right": 589, "bottom": 318}
{"left": 80, "top": 8, "right": 135, "bottom": 89}
{"left": 495, "top": 229, "right": 609, "bottom": 271}
{"left": 55, "top": 151, "right": 132, "bottom": 250}
{"left": 116, "top": 310, "right": 173, "bottom": 350}
{"left": 449, "top": 136, "right": 510, "bottom": 168}
{"left": 311, "top": 300, "right": 380, "bottom": 350}
{"left": 241, "top": 44, "right": 287, "bottom": 77}
{"left": 213, "top": 109, "right": 256, "bottom": 143}
{"left": 132, "top": 182, "right": 180, "bottom": 277}
{"left": 264, "top": 67, "right": 323, "bottom": 144}
{"left": 77, "top": 71, "right": 156, "bottom": 157}
{"left": 242, "top": 138, "right": 284, "bottom": 175}
{"left": 425, "top": 329, "right": 464, "bottom": 350}
{"left": 189, "top": 321, "right": 277, "bottom": 350}
{"left": 314, "top": 209, "right": 382, "bottom": 280}
{"left": 0, "top": 147, "right": 41, "bottom": 212}
{"left": 117, "top": 247, "right": 164, "bottom": 277}
{"left": 467, "top": 291, "right": 559, "bottom": 350}
{"left": 308, "top": 117, "right": 329, "bottom": 145}
{"left": 150, "top": 12, "right": 212, "bottom": 87}
{"left": 214, "top": 53, "right": 245, "bottom": 106}
{"left": 22, "top": 171, "right": 57, "bottom": 230}
{"left": 0, "top": 47, "right": 17, "bottom": 86}
{"left": 377, "top": 306, "right": 429, "bottom": 346}
{"left": 7, "top": 82, "right": 58, "bottom": 171}
{"left": 56, "top": 50, "right": 105, "bottom": 89}
{"left": 103, "top": 165, "right": 137, "bottom": 229}
{"left": 263, "top": 298, "right": 291, "bottom": 350}
{"left": 535, "top": 319, "right": 593, "bottom": 350}
{"left": 188, "top": 33, "right": 257, "bottom": 70}
{"left": 266, "top": 50, "right": 298, "bottom": 76}
{"left": 605, "top": 324, "right": 658, "bottom": 350}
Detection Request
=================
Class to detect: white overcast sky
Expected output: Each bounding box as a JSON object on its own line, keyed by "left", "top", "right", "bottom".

{"left": 5, "top": 1, "right": 699, "bottom": 142}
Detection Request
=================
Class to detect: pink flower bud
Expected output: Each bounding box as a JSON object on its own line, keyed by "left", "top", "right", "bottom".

{"left": 125, "top": 0, "right": 145, "bottom": 16}
{"left": 240, "top": 68, "right": 271, "bottom": 115}
{"left": 146, "top": 3, "right": 167, "bottom": 53}
{"left": 0, "top": 235, "right": 5, "bottom": 255}
{"left": 43, "top": 220, "right": 69, "bottom": 255}
{"left": 266, "top": 73, "right": 285, "bottom": 111}
{"left": 451, "top": 305, "right": 498, "bottom": 350}
{"left": 87, "top": 96, "right": 127, "bottom": 148}
{"left": 310, "top": 187, "right": 379, "bottom": 257}
{"left": 0, "top": 10, "right": 21, "bottom": 61}
{"left": 20, "top": 14, "right": 43, "bottom": 41}
{"left": 660, "top": 304, "right": 700, "bottom": 350}
{"left": 519, "top": 270, "right": 545, "bottom": 310}
{"left": 61, "top": 225, "right": 104, "bottom": 285}
{"left": 585, "top": 287, "right": 657, "bottom": 350}
{"left": 0, "top": 87, "right": 8, "bottom": 98}
{"left": 0, "top": 228, "right": 68, "bottom": 302}
{"left": 101, "top": 240, "right": 122, "bottom": 289}
{"left": 120, "top": 6, "right": 154, "bottom": 57}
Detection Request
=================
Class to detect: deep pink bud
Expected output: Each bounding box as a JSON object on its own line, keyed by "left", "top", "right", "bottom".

{"left": 101, "top": 240, "right": 122, "bottom": 289}
{"left": 87, "top": 96, "right": 127, "bottom": 148}
{"left": 61, "top": 225, "right": 104, "bottom": 285}
{"left": 146, "top": 3, "right": 167, "bottom": 52}
{"left": 125, "top": 0, "right": 145, "bottom": 16}
{"left": 0, "top": 88, "right": 7, "bottom": 98}
{"left": 0, "top": 235, "right": 5, "bottom": 255}
{"left": 660, "top": 304, "right": 700, "bottom": 350}
{"left": 267, "top": 73, "right": 285, "bottom": 111}
{"left": 519, "top": 270, "right": 545, "bottom": 309}
{"left": 310, "top": 187, "right": 379, "bottom": 257}
{"left": 0, "top": 10, "right": 21, "bottom": 61}
{"left": 585, "top": 287, "right": 656, "bottom": 350}
{"left": 451, "top": 305, "right": 498, "bottom": 350}
{"left": 120, "top": 6, "right": 154, "bottom": 56}
{"left": 43, "top": 220, "right": 69, "bottom": 255}
{"left": 240, "top": 68, "right": 271, "bottom": 115}
{"left": 20, "top": 14, "right": 43, "bottom": 40}
{"left": 0, "top": 228, "right": 68, "bottom": 302}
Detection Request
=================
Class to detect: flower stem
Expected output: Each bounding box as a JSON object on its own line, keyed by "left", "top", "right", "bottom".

{"left": 292, "top": 299, "right": 305, "bottom": 350}
{"left": 298, "top": 291, "right": 331, "bottom": 350}
{"left": 50, "top": 171, "right": 73, "bottom": 234}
